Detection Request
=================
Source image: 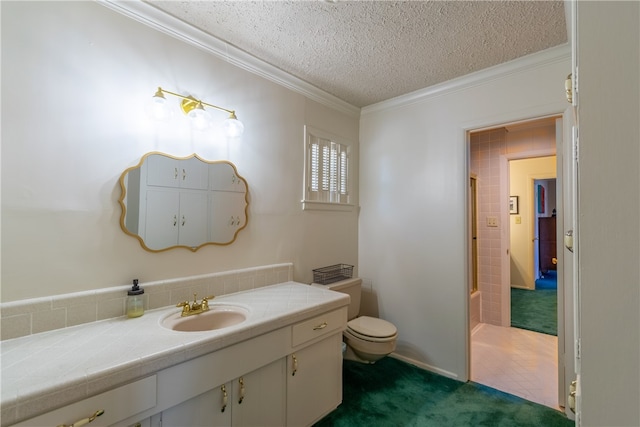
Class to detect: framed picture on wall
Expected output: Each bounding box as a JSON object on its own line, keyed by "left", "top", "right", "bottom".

{"left": 509, "top": 196, "right": 519, "bottom": 214}
{"left": 537, "top": 185, "right": 545, "bottom": 214}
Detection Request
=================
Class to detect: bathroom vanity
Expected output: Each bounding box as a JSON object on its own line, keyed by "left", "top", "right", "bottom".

{"left": 2, "top": 282, "right": 349, "bottom": 427}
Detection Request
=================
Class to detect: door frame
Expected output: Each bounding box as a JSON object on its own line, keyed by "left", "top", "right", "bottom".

{"left": 533, "top": 177, "right": 558, "bottom": 282}
{"left": 462, "top": 101, "right": 569, "bottom": 378}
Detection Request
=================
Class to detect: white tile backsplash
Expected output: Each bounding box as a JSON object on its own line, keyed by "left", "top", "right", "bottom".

{"left": 0, "top": 263, "right": 293, "bottom": 341}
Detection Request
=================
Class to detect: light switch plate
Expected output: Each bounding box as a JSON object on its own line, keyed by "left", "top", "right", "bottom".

{"left": 487, "top": 216, "right": 498, "bottom": 227}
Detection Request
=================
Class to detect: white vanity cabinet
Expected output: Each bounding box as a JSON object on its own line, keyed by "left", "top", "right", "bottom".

{"left": 144, "top": 307, "right": 346, "bottom": 427}
{"left": 287, "top": 309, "right": 346, "bottom": 426}
{"left": 151, "top": 358, "right": 286, "bottom": 427}
{"left": 10, "top": 376, "right": 158, "bottom": 427}
{"left": 287, "top": 334, "right": 343, "bottom": 426}
{"left": 8, "top": 304, "right": 347, "bottom": 427}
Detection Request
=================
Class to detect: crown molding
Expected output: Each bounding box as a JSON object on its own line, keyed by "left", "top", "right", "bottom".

{"left": 362, "top": 44, "right": 571, "bottom": 116}
{"left": 99, "top": 0, "right": 361, "bottom": 118}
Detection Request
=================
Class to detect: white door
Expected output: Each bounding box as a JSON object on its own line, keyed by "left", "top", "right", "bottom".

{"left": 557, "top": 105, "right": 580, "bottom": 420}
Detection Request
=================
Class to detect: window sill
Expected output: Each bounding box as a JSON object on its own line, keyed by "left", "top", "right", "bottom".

{"left": 301, "top": 200, "right": 356, "bottom": 212}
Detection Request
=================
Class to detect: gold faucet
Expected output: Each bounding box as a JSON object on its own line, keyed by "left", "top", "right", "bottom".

{"left": 177, "top": 294, "right": 215, "bottom": 317}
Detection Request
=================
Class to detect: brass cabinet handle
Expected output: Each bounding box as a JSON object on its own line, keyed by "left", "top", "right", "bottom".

{"left": 221, "top": 384, "right": 228, "bottom": 413}
{"left": 291, "top": 354, "right": 298, "bottom": 376}
{"left": 56, "top": 409, "right": 104, "bottom": 427}
{"left": 313, "top": 322, "right": 328, "bottom": 330}
{"left": 238, "top": 377, "right": 245, "bottom": 404}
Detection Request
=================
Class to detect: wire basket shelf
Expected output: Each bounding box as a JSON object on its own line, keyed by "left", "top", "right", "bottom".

{"left": 312, "top": 264, "right": 354, "bottom": 285}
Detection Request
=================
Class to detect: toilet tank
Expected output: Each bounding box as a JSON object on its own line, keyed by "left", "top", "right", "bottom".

{"left": 321, "top": 277, "right": 362, "bottom": 320}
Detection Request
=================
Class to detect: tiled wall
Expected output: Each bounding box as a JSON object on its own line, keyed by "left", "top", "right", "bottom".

{"left": 470, "top": 124, "right": 556, "bottom": 325}
{"left": 471, "top": 129, "right": 507, "bottom": 325}
{"left": 0, "top": 263, "right": 293, "bottom": 341}
{"left": 470, "top": 291, "right": 481, "bottom": 331}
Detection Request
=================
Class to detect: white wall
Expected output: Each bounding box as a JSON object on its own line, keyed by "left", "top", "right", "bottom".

{"left": 577, "top": 2, "right": 640, "bottom": 425}
{"left": 359, "top": 52, "right": 570, "bottom": 379}
{"left": 0, "top": 2, "right": 359, "bottom": 302}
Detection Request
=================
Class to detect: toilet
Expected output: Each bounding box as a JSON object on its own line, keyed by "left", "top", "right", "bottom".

{"left": 315, "top": 277, "right": 397, "bottom": 364}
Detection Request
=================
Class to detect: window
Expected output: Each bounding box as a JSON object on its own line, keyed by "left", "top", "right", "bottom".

{"left": 302, "top": 126, "right": 353, "bottom": 211}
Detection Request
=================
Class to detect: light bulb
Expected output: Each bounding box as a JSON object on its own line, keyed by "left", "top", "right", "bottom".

{"left": 148, "top": 91, "right": 172, "bottom": 121}
{"left": 223, "top": 115, "right": 245, "bottom": 137}
{"left": 187, "top": 103, "right": 212, "bottom": 131}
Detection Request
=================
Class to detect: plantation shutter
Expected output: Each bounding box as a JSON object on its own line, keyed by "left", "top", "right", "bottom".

{"left": 308, "top": 134, "right": 349, "bottom": 203}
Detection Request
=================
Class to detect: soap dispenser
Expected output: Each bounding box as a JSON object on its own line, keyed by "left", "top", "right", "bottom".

{"left": 127, "top": 279, "right": 145, "bottom": 318}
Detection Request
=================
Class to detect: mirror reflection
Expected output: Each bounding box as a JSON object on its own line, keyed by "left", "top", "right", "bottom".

{"left": 119, "top": 152, "right": 248, "bottom": 252}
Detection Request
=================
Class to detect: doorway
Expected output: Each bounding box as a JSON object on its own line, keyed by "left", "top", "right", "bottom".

{"left": 468, "top": 117, "right": 562, "bottom": 409}
{"left": 509, "top": 160, "right": 557, "bottom": 291}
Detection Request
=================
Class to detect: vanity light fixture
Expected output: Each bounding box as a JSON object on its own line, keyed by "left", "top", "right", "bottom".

{"left": 150, "top": 87, "right": 245, "bottom": 137}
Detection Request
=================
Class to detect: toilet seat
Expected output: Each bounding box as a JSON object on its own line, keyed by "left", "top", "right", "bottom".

{"left": 347, "top": 316, "right": 397, "bottom": 342}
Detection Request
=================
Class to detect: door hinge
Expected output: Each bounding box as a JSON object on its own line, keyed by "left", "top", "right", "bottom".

{"left": 575, "top": 337, "right": 581, "bottom": 359}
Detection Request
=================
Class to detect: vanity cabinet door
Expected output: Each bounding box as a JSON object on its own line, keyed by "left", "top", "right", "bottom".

{"left": 150, "top": 383, "right": 231, "bottom": 427}
{"left": 11, "top": 376, "right": 157, "bottom": 427}
{"left": 149, "top": 359, "right": 285, "bottom": 427}
{"left": 287, "top": 333, "right": 343, "bottom": 427}
{"left": 232, "top": 358, "right": 286, "bottom": 426}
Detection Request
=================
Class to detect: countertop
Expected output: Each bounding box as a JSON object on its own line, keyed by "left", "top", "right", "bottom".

{"left": 0, "top": 281, "right": 349, "bottom": 426}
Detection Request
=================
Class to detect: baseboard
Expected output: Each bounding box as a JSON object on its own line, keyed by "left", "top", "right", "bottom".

{"left": 471, "top": 322, "right": 485, "bottom": 336}
{"left": 388, "top": 353, "right": 459, "bottom": 380}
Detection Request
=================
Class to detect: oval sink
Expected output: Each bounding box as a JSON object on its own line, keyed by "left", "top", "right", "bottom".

{"left": 161, "top": 304, "right": 249, "bottom": 332}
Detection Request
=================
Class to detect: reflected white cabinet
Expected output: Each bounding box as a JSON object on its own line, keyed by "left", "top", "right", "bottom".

{"left": 130, "top": 153, "right": 247, "bottom": 250}
{"left": 146, "top": 155, "right": 209, "bottom": 190}
{"left": 143, "top": 190, "right": 209, "bottom": 250}
{"left": 209, "top": 166, "right": 247, "bottom": 193}
{"left": 210, "top": 192, "right": 247, "bottom": 243}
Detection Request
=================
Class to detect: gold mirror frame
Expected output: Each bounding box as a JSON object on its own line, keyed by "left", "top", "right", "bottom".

{"left": 118, "top": 152, "right": 249, "bottom": 252}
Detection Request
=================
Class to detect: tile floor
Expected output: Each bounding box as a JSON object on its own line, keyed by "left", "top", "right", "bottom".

{"left": 471, "top": 323, "right": 560, "bottom": 410}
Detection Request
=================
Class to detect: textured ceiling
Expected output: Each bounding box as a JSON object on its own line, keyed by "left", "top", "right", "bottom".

{"left": 147, "top": 1, "right": 567, "bottom": 108}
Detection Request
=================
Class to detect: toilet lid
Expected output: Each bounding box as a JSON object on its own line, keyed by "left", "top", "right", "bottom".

{"left": 348, "top": 316, "right": 397, "bottom": 338}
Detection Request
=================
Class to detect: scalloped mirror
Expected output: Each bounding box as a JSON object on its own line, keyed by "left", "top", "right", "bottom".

{"left": 119, "top": 152, "right": 248, "bottom": 252}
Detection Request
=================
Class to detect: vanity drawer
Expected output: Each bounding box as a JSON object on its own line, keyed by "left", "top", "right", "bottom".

{"left": 11, "top": 375, "right": 157, "bottom": 427}
{"left": 292, "top": 307, "right": 347, "bottom": 347}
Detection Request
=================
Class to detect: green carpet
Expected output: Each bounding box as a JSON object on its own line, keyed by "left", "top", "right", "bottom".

{"left": 511, "top": 288, "right": 557, "bottom": 336}
{"left": 315, "top": 357, "right": 572, "bottom": 427}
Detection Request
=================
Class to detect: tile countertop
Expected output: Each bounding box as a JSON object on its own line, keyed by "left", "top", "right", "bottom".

{"left": 0, "top": 282, "right": 349, "bottom": 426}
